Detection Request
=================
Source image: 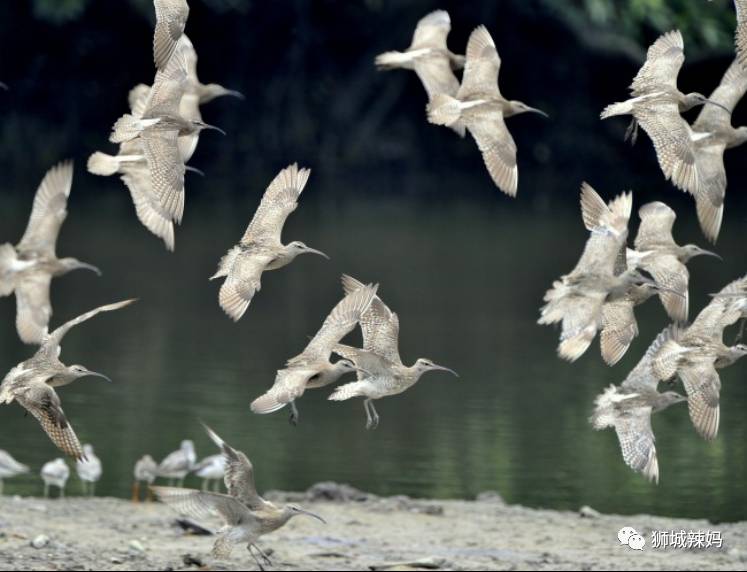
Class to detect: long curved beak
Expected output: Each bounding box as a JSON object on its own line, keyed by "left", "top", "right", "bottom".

{"left": 185, "top": 165, "right": 205, "bottom": 177}
{"left": 697, "top": 248, "right": 722, "bottom": 261}
{"left": 298, "top": 508, "right": 326, "bottom": 524}
{"left": 225, "top": 89, "right": 244, "bottom": 100}
{"left": 304, "top": 248, "right": 330, "bottom": 260}
{"left": 353, "top": 366, "right": 372, "bottom": 377}
{"left": 84, "top": 371, "right": 112, "bottom": 383}
{"left": 703, "top": 99, "right": 731, "bottom": 114}
{"left": 78, "top": 263, "right": 102, "bottom": 277}
{"left": 432, "top": 364, "right": 459, "bottom": 377}
{"left": 203, "top": 123, "right": 226, "bottom": 136}
{"left": 527, "top": 106, "right": 549, "bottom": 118}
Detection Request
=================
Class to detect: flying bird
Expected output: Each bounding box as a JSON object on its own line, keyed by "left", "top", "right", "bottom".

{"left": 0, "top": 300, "right": 136, "bottom": 460}
{"left": 211, "top": 164, "right": 328, "bottom": 321}
{"left": 153, "top": 0, "right": 189, "bottom": 70}
{"left": 427, "top": 25, "right": 547, "bottom": 196}
{"left": 0, "top": 161, "right": 100, "bottom": 343}
{"left": 250, "top": 281, "right": 378, "bottom": 424}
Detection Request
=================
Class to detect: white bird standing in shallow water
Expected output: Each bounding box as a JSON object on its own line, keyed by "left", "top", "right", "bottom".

{"left": 133, "top": 454, "right": 158, "bottom": 502}
{"left": 0, "top": 450, "right": 29, "bottom": 495}
{"left": 76, "top": 444, "right": 102, "bottom": 496}
{"left": 211, "top": 164, "right": 329, "bottom": 321}
{"left": 0, "top": 161, "right": 100, "bottom": 344}
{"left": 157, "top": 439, "right": 196, "bottom": 486}
{"left": 192, "top": 454, "right": 226, "bottom": 492}
{"left": 153, "top": 424, "right": 325, "bottom": 568}
{"left": 41, "top": 458, "right": 69, "bottom": 499}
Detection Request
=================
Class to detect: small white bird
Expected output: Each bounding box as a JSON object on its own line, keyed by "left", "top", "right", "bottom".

{"left": 192, "top": 454, "right": 226, "bottom": 492}
{"left": 133, "top": 454, "right": 158, "bottom": 502}
{"left": 157, "top": 440, "right": 196, "bottom": 486}
{"left": 76, "top": 444, "right": 102, "bottom": 496}
{"left": 0, "top": 450, "right": 29, "bottom": 495}
{"left": 41, "top": 458, "right": 69, "bottom": 499}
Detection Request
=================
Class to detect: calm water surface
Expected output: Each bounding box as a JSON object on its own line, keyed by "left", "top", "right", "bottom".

{"left": 0, "top": 174, "right": 745, "bottom": 522}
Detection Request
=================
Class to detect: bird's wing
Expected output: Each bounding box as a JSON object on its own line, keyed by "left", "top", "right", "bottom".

{"left": 218, "top": 250, "right": 273, "bottom": 321}
{"left": 630, "top": 30, "right": 684, "bottom": 96}
{"left": 17, "top": 161, "right": 74, "bottom": 258}
{"left": 151, "top": 487, "right": 253, "bottom": 526}
{"left": 573, "top": 231, "right": 627, "bottom": 278}
{"left": 633, "top": 101, "right": 699, "bottom": 194}
{"left": 289, "top": 282, "right": 379, "bottom": 364}
{"left": 600, "top": 298, "right": 638, "bottom": 366}
{"left": 340, "top": 274, "right": 401, "bottom": 364}
{"left": 332, "top": 344, "right": 394, "bottom": 378}
{"left": 128, "top": 84, "right": 151, "bottom": 118}
{"left": 40, "top": 299, "right": 136, "bottom": 359}
{"left": 622, "top": 328, "right": 672, "bottom": 393}
{"left": 14, "top": 272, "right": 52, "bottom": 345}
{"left": 141, "top": 129, "right": 185, "bottom": 223}
{"left": 153, "top": 0, "right": 190, "bottom": 70}
{"left": 457, "top": 25, "right": 501, "bottom": 99}
{"left": 177, "top": 93, "right": 201, "bottom": 162}
{"left": 634, "top": 201, "right": 677, "bottom": 250}
{"left": 241, "top": 164, "right": 310, "bottom": 245}
{"left": 557, "top": 291, "right": 606, "bottom": 362}
{"left": 693, "top": 141, "right": 727, "bottom": 243}
{"left": 736, "top": 1, "right": 747, "bottom": 68}
{"left": 413, "top": 55, "right": 461, "bottom": 100}
{"left": 687, "top": 276, "right": 746, "bottom": 341}
{"left": 641, "top": 253, "right": 689, "bottom": 323}
{"left": 250, "top": 367, "right": 315, "bottom": 414}
{"left": 679, "top": 358, "right": 721, "bottom": 441}
{"left": 176, "top": 34, "right": 198, "bottom": 81}
{"left": 465, "top": 111, "right": 517, "bottom": 197}
{"left": 613, "top": 406, "right": 660, "bottom": 483}
{"left": 694, "top": 59, "right": 747, "bottom": 130}
{"left": 17, "top": 387, "right": 84, "bottom": 460}
{"left": 145, "top": 47, "right": 188, "bottom": 118}
{"left": 120, "top": 164, "right": 175, "bottom": 251}
{"left": 202, "top": 424, "right": 266, "bottom": 510}
{"left": 410, "top": 10, "right": 451, "bottom": 49}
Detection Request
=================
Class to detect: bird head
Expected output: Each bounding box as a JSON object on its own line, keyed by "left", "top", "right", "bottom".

{"left": 507, "top": 100, "right": 548, "bottom": 118}
{"left": 191, "top": 120, "right": 226, "bottom": 135}
{"left": 181, "top": 440, "right": 195, "bottom": 454}
{"left": 285, "top": 241, "right": 330, "bottom": 261}
{"left": 200, "top": 83, "right": 244, "bottom": 104}
{"left": 681, "top": 244, "right": 722, "bottom": 262}
{"left": 67, "top": 365, "right": 111, "bottom": 383}
{"left": 283, "top": 504, "right": 326, "bottom": 524}
{"left": 60, "top": 258, "right": 101, "bottom": 276}
{"left": 413, "top": 358, "right": 459, "bottom": 378}
{"left": 657, "top": 391, "right": 688, "bottom": 411}
{"left": 684, "top": 93, "right": 731, "bottom": 113}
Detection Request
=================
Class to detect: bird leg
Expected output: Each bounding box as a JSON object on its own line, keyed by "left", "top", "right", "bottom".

{"left": 364, "top": 399, "right": 373, "bottom": 430}
{"left": 288, "top": 401, "right": 299, "bottom": 426}
{"left": 59, "top": 486, "right": 65, "bottom": 499}
{"left": 146, "top": 485, "right": 154, "bottom": 503}
{"left": 736, "top": 319, "right": 745, "bottom": 344}
{"left": 202, "top": 479, "right": 208, "bottom": 492}
{"left": 624, "top": 118, "right": 638, "bottom": 145}
{"left": 43, "top": 484, "right": 49, "bottom": 499}
{"left": 253, "top": 544, "right": 272, "bottom": 566}
{"left": 91, "top": 482, "right": 96, "bottom": 497}
{"left": 132, "top": 481, "right": 140, "bottom": 503}
{"left": 248, "top": 544, "right": 268, "bottom": 571}
{"left": 0, "top": 479, "right": 3, "bottom": 496}
{"left": 369, "top": 400, "right": 380, "bottom": 430}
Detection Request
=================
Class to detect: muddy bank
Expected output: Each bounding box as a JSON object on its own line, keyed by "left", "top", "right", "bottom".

{"left": 0, "top": 485, "right": 745, "bottom": 571}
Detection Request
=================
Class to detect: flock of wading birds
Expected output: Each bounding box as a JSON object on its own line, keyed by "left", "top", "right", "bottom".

{"left": 0, "top": 1, "right": 747, "bottom": 565}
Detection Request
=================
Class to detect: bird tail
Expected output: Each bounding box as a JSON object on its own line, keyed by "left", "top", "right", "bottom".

{"left": 589, "top": 384, "right": 621, "bottom": 429}
{"left": 696, "top": 194, "right": 724, "bottom": 244}
{"left": 250, "top": 391, "right": 287, "bottom": 414}
{"left": 374, "top": 50, "right": 414, "bottom": 69}
{"left": 211, "top": 534, "right": 234, "bottom": 559}
{"left": 210, "top": 247, "right": 241, "bottom": 281}
{"left": 600, "top": 100, "right": 634, "bottom": 119}
{"left": 218, "top": 279, "right": 253, "bottom": 322}
{"left": 110, "top": 114, "right": 158, "bottom": 143}
{"left": 558, "top": 325, "right": 596, "bottom": 362}
{"left": 427, "top": 93, "right": 463, "bottom": 127}
{"left": 328, "top": 381, "right": 367, "bottom": 401}
{"left": 87, "top": 152, "right": 143, "bottom": 176}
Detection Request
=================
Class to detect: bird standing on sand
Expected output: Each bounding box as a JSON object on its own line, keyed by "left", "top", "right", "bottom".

{"left": 157, "top": 440, "right": 196, "bottom": 487}
{"left": 652, "top": 275, "right": 747, "bottom": 441}
{"left": 690, "top": 58, "right": 747, "bottom": 242}
{"left": 41, "top": 458, "right": 69, "bottom": 499}
{"left": 133, "top": 454, "right": 158, "bottom": 502}
{"left": 153, "top": 0, "right": 189, "bottom": 70}
{"left": 601, "top": 30, "right": 729, "bottom": 195}
{"left": 329, "top": 275, "right": 458, "bottom": 429}
{"left": 211, "top": 164, "right": 328, "bottom": 321}
{"left": 251, "top": 281, "right": 378, "bottom": 425}
{"left": 427, "top": 25, "right": 547, "bottom": 196}
{"left": 193, "top": 454, "right": 226, "bottom": 492}
{"left": 153, "top": 424, "right": 325, "bottom": 567}
{"left": 0, "top": 450, "right": 29, "bottom": 495}
{"left": 591, "top": 328, "right": 687, "bottom": 484}
{"left": 375, "top": 10, "right": 466, "bottom": 136}
{"left": 0, "top": 161, "right": 100, "bottom": 344}
{"left": 76, "top": 444, "right": 102, "bottom": 496}
{"left": 0, "top": 300, "right": 135, "bottom": 460}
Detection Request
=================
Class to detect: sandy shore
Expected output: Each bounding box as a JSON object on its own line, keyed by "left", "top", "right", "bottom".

{"left": 0, "top": 484, "right": 745, "bottom": 571}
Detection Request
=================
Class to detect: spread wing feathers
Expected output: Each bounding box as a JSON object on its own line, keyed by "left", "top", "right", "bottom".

{"left": 40, "top": 299, "right": 136, "bottom": 359}
{"left": 18, "top": 389, "right": 84, "bottom": 461}
{"left": 250, "top": 367, "right": 314, "bottom": 414}
{"left": 641, "top": 253, "right": 689, "bottom": 322}
{"left": 633, "top": 102, "right": 699, "bottom": 194}
{"left": 413, "top": 57, "right": 461, "bottom": 100}
{"left": 0, "top": 243, "right": 18, "bottom": 296}
{"left": 694, "top": 59, "right": 747, "bottom": 130}
{"left": 600, "top": 298, "right": 638, "bottom": 366}
{"left": 687, "top": 275, "right": 747, "bottom": 339}
{"left": 121, "top": 166, "right": 175, "bottom": 251}
{"left": 622, "top": 328, "right": 673, "bottom": 393}
{"left": 128, "top": 83, "right": 151, "bottom": 117}
{"left": 737, "top": 0, "right": 747, "bottom": 69}
{"left": 631, "top": 30, "right": 684, "bottom": 96}
{"left": 613, "top": 408, "right": 660, "bottom": 483}
{"left": 202, "top": 424, "right": 266, "bottom": 510}
{"left": 635, "top": 201, "right": 677, "bottom": 250}
{"left": 556, "top": 294, "right": 605, "bottom": 362}
{"left": 579, "top": 183, "right": 632, "bottom": 235}
{"left": 410, "top": 10, "right": 451, "bottom": 49}
{"left": 145, "top": 47, "right": 188, "bottom": 118}
{"left": 15, "top": 272, "right": 53, "bottom": 345}
{"left": 288, "top": 283, "right": 379, "bottom": 365}
{"left": 242, "top": 164, "right": 311, "bottom": 245}
{"left": 142, "top": 129, "right": 185, "bottom": 223}
{"left": 17, "top": 160, "right": 74, "bottom": 258}
{"left": 679, "top": 359, "right": 721, "bottom": 441}
{"left": 458, "top": 25, "right": 501, "bottom": 99}
{"left": 341, "top": 275, "right": 402, "bottom": 364}
{"left": 332, "top": 343, "right": 393, "bottom": 379}
{"left": 153, "top": 0, "right": 190, "bottom": 70}
{"left": 466, "top": 112, "right": 517, "bottom": 197}
{"left": 152, "top": 486, "right": 253, "bottom": 527}
{"left": 693, "top": 142, "right": 727, "bottom": 243}
{"left": 217, "top": 252, "right": 272, "bottom": 321}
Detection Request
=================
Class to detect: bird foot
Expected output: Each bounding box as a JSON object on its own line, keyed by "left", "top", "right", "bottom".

{"left": 288, "top": 412, "right": 299, "bottom": 426}
{"left": 624, "top": 119, "right": 638, "bottom": 145}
